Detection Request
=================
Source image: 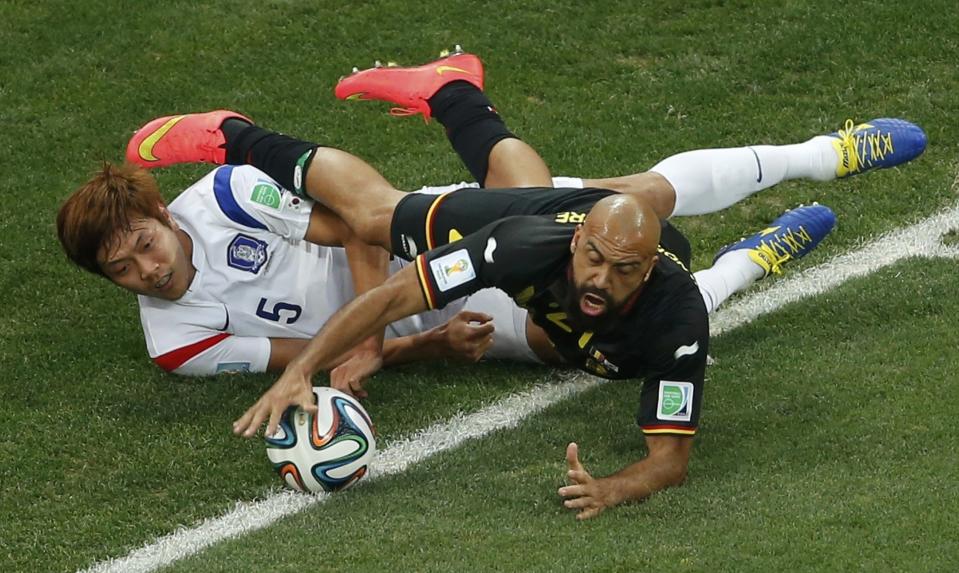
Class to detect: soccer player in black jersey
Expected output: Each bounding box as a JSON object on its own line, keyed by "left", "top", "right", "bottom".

{"left": 127, "top": 50, "right": 925, "bottom": 518}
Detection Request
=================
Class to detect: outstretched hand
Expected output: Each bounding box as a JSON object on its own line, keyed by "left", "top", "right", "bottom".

{"left": 557, "top": 442, "right": 615, "bottom": 520}
{"left": 232, "top": 362, "right": 317, "bottom": 438}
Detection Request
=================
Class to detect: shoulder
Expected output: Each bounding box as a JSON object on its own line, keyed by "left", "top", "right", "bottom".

{"left": 137, "top": 295, "right": 230, "bottom": 357}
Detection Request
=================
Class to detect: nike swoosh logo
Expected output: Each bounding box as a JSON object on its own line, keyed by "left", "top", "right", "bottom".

{"left": 674, "top": 341, "right": 699, "bottom": 360}
{"left": 436, "top": 65, "right": 472, "bottom": 76}
{"left": 137, "top": 115, "right": 186, "bottom": 162}
{"left": 345, "top": 93, "right": 366, "bottom": 101}
{"left": 484, "top": 237, "right": 497, "bottom": 263}
{"left": 748, "top": 146, "right": 763, "bottom": 183}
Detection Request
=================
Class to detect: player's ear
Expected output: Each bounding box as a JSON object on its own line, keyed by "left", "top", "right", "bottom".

{"left": 643, "top": 255, "right": 658, "bottom": 282}
{"left": 158, "top": 204, "right": 180, "bottom": 231}
{"left": 570, "top": 225, "right": 582, "bottom": 253}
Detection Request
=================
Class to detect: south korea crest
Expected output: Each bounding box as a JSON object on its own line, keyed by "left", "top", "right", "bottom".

{"left": 227, "top": 234, "right": 269, "bottom": 274}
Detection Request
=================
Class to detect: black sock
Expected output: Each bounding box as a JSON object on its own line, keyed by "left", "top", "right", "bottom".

{"left": 223, "top": 124, "right": 318, "bottom": 197}
{"left": 221, "top": 118, "right": 252, "bottom": 146}
{"left": 427, "top": 81, "right": 517, "bottom": 186}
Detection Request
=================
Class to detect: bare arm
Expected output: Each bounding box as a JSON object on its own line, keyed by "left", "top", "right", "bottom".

{"left": 558, "top": 435, "right": 693, "bottom": 520}
{"left": 303, "top": 202, "right": 390, "bottom": 378}
{"left": 233, "top": 264, "right": 427, "bottom": 437}
{"left": 266, "top": 310, "right": 494, "bottom": 372}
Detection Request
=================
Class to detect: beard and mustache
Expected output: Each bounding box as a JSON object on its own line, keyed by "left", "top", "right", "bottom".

{"left": 562, "top": 281, "right": 626, "bottom": 334}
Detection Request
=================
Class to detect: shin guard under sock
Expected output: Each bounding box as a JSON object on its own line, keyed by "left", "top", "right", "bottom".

{"left": 427, "top": 81, "right": 516, "bottom": 186}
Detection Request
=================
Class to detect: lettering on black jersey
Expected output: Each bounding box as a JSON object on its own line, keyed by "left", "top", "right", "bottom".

{"left": 554, "top": 211, "right": 587, "bottom": 224}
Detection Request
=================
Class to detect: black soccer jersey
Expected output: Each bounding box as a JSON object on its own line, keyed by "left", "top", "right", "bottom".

{"left": 391, "top": 186, "right": 618, "bottom": 260}
{"left": 409, "top": 210, "right": 709, "bottom": 436}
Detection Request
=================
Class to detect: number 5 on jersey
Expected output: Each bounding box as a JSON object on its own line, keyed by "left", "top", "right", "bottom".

{"left": 256, "top": 298, "right": 302, "bottom": 324}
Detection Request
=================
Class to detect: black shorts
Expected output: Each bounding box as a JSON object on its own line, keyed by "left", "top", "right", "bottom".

{"left": 389, "top": 186, "right": 618, "bottom": 261}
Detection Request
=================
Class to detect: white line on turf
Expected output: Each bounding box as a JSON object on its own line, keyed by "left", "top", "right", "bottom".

{"left": 80, "top": 202, "right": 959, "bottom": 573}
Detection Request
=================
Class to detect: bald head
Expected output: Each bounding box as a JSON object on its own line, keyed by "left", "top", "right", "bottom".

{"left": 582, "top": 194, "right": 661, "bottom": 258}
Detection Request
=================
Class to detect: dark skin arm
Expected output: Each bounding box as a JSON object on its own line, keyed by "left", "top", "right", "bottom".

{"left": 558, "top": 435, "right": 693, "bottom": 520}
{"left": 233, "top": 263, "right": 427, "bottom": 437}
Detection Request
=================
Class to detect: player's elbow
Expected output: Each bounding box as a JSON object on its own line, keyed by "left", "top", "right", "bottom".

{"left": 152, "top": 360, "right": 208, "bottom": 377}
{"left": 647, "top": 437, "right": 692, "bottom": 487}
{"left": 661, "top": 457, "right": 689, "bottom": 487}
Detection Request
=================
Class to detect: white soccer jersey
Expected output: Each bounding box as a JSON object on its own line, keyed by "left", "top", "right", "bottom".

{"left": 138, "top": 165, "right": 461, "bottom": 375}
{"left": 138, "top": 166, "right": 575, "bottom": 375}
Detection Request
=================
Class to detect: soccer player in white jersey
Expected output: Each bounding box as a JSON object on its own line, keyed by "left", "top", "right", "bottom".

{"left": 57, "top": 162, "right": 547, "bottom": 383}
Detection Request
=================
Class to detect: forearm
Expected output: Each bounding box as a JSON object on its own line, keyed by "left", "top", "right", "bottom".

{"left": 381, "top": 327, "right": 448, "bottom": 366}
{"left": 599, "top": 453, "right": 688, "bottom": 505}
{"left": 288, "top": 266, "right": 427, "bottom": 376}
{"left": 343, "top": 235, "right": 390, "bottom": 349}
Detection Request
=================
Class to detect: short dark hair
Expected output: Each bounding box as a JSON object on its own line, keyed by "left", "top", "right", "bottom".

{"left": 56, "top": 162, "right": 169, "bottom": 276}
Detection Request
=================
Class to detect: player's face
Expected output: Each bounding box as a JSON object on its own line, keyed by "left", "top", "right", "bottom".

{"left": 97, "top": 214, "right": 194, "bottom": 300}
{"left": 567, "top": 227, "right": 657, "bottom": 330}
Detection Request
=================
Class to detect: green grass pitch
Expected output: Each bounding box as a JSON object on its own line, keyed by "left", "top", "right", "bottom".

{"left": 1, "top": 1, "right": 958, "bottom": 571}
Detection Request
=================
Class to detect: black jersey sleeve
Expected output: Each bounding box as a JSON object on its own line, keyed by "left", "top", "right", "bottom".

{"left": 412, "top": 216, "right": 570, "bottom": 310}
{"left": 635, "top": 296, "right": 710, "bottom": 437}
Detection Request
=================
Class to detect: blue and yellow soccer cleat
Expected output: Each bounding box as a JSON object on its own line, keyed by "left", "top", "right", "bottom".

{"left": 828, "top": 118, "right": 927, "bottom": 178}
{"left": 714, "top": 204, "right": 837, "bottom": 278}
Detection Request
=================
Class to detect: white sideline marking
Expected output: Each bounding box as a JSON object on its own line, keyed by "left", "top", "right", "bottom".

{"left": 80, "top": 203, "right": 959, "bottom": 573}
{"left": 80, "top": 378, "right": 597, "bottom": 573}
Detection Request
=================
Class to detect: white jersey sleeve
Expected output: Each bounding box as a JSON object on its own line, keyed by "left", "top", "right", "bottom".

{"left": 139, "top": 295, "right": 271, "bottom": 376}
{"left": 170, "top": 336, "right": 272, "bottom": 376}
{"left": 210, "top": 165, "right": 314, "bottom": 241}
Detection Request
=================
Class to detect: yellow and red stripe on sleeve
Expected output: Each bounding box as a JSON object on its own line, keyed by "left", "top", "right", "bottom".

{"left": 424, "top": 192, "right": 451, "bottom": 251}
{"left": 641, "top": 424, "right": 697, "bottom": 436}
{"left": 414, "top": 254, "right": 438, "bottom": 310}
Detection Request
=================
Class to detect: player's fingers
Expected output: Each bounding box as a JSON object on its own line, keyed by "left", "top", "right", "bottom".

{"left": 297, "top": 391, "right": 318, "bottom": 415}
{"left": 242, "top": 406, "right": 269, "bottom": 439}
{"left": 576, "top": 507, "right": 603, "bottom": 521}
{"left": 563, "top": 496, "right": 594, "bottom": 510}
{"left": 458, "top": 310, "right": 493, "bottom": 324}
{"left": 234, "top": 396, "right": 268, "bottom": 435}
{"left": 477, "top": 334, "right": 494, "bottom": 356}
{"left": 350, "top": 380, "right": 368, "bottom": 399}
{"left": 265, "top": 407, "right": 283, "bottom": 439}
{"left": 566, "top": 442, "right": 584, "bottom": 472}
{"left": 567, "top": 470, "right": 591, "bottom": 484}
{"left": 557, "top": 484, "right": 585, "bottom": 498}
{"left": 232, "top": 407, "right": 255, "bottom": 435}
{"left": 472, "top": 321, "right": 496, "bottom": 336}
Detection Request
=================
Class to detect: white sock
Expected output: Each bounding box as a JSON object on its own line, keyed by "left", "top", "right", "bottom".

{"left": 651, "top": 137, "right": 838, "bottom": 217}
{"left": 694, "top": 250, "right": 764, "bottom": 314}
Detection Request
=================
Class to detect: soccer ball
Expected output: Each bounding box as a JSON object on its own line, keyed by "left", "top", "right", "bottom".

{"left": 264, "top": 386, "right": 376, "bottom": 493}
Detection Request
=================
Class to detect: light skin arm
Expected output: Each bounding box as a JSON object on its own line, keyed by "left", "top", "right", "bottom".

{"left": 328, "top": 310, "right": 494, "bottom": 391}
{"left": 265, "top": 310, "right": 494, "bottom": 371}
{"left": 302, "top": 202, "right": 390, "bottom": 385}
{"left": 557, "top": 434, "right": 693, "bottom": 520}
{"left": 233, "top": 263, "right": 428, "bottom": 437}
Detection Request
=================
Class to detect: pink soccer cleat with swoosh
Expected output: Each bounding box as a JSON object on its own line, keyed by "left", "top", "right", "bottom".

{"left": 335, "top": 47, "right": 484, "bottom": 119}
{"left": 126, "top": 109, "right": 252, "bottom": 168}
